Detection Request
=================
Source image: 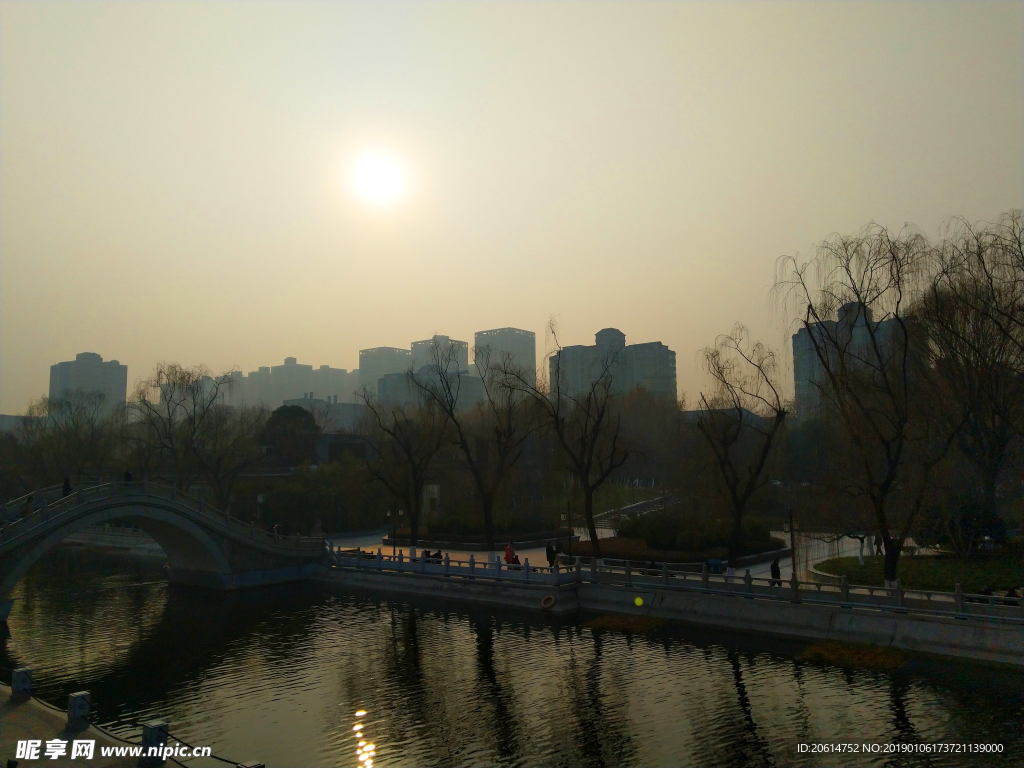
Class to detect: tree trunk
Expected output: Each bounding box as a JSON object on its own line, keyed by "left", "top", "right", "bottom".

{"left": 882, "top": 539, "right": 902, "bottom": 585}
{"left": 482, "top": 493, "right": 496, "bottom": 553}
{"left": 584, "top": 486, "right": 601, "bottom": 559}
{"left": 408, "top": 490, "right": 420, "bottom": 550}
{"left": 727, "top": 510, "right": 743, "bottom": 569}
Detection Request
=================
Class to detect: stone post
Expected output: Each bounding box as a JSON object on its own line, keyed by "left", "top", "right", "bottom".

{"left": 625, "top": 561, "right": 631, "bottom": 583}
{"left": 840, "top": 575, "right": 850, "bottom": 604}
{"left": 895, "top": 579, "right": 904, "bottom": 608}
{"left": 140, "top": 721, "right": 169, "bottom": 768}
{"left": 398, "top": 551, "right": 404, "bottom": 569}
{"left": 662, "top": 562, "right": 669, "bottom": 586}
{"left": 67, "top": 691, "right": 91, "bottom": 731}
{"left": 11, "top": 668, "right": 32, "bottom": 702}
{"left": 469, "top": 553, "right": 475, "bottom": 578}
{"left": 522, "top": 558, "right": 529, "bottom": 582}
{"left": 356, "top": 549, "right": 362, "bottom": 569}
{"left": 790, "top": 572, "right": 801, "bottom": 603}
{"left": 444, "top": 553, "right": 450, "bottom": 576}
{"left": 575, "top": 560, "right": 582, "bottom": 583}
{"left": 421, "top": 552, "right": 427, "bottom": 574}
{"left": 701, "top": 564, "right": 709, "bottom": 590}
{"left": 955, "top": 583, "right": 964, "bottom": 614}
{"left": 744, "top": 569, "right": 752, "bottom": 594}
{"left": 377, "top": 548, "right": 383, "bottom": 570}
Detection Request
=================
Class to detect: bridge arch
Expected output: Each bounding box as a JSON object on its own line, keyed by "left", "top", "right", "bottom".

{"left": 0, "top": 502, "right": 232, "bottom": 597}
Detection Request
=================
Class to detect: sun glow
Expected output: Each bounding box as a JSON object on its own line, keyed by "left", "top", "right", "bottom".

{"left": 350, "top": 152, "right": 407, "bottom": 205}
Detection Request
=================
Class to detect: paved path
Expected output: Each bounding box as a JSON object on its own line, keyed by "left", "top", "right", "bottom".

{"left": 0, "top": 684, "right": 133, "bottom": 768}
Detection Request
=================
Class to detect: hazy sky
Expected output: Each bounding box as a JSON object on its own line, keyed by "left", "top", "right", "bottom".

{"left": 2, "top": 1, "right": 1022, "bottom": 413}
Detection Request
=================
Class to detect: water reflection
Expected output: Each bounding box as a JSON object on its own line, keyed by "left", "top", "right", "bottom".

{"left": 3, "top": 547, "right": 1024, "bottom": 768}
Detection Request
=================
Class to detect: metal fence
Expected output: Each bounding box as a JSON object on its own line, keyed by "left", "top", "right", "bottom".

{"left": 327, "top": 546, "right": 1024, "bottom": 626}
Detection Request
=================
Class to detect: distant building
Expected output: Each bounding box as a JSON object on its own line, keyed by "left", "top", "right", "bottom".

{"left": 49, "top": 352, "right": 127, "bottom": 413}
{"left": 411, "top": 336, "right": 469, "bottom": 373}
{"left": 474, "top": 327, "right": 536, "bottom": 384}
{"left": 281, "top": 395, "right": 367, "bottom": 432}
{"left": 359, "top": 347, "right": 412, "bottom": 398}
{"left": 378, "top": 366, "right": 485, "bottom": 412}
{"left": 225, "top": 358, "right": 360, "bottom": 408}
{"left": 549, "top": 328, "right": 676, "bottom": 399}
{"left": 791, "top": 301, "right": 897, "bottom": 418}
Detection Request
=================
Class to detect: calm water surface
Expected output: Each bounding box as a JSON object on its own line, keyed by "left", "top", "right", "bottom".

{"left": 2, "top": 547, "right": 1023, "bottom": 768}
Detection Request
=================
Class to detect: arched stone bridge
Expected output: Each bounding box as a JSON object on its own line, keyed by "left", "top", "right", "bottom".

{"left": 0, "top": 482, "right": 325, "bottom": 620}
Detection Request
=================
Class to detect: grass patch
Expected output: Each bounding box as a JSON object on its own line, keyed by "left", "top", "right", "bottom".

{"left": 816, "top": 555, "right": 1024, "bottom": 593}
{"left": 583, "top": 614, "right": 668, "bottom": 633}
{"left": 799, "top": 640, "right": 908, "bottom": 673}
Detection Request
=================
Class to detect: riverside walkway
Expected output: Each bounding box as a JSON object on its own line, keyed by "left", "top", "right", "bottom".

{"left": 319, "top": 547, "right": 1024, "bottom": 667}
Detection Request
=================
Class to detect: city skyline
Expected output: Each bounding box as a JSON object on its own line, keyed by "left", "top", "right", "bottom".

{"left": 2, "top": 2, "right": 1021, "bottom": 413}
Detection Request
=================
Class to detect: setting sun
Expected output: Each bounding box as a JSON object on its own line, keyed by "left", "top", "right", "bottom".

{"left": 350, "top": 152, "right": 406, "bottom": 205}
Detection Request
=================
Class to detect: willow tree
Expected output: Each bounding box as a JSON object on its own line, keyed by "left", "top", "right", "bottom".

{"left": 777, "top": 224, "right": 957, "bottom": 585}
{"left": 696, "top": 325, "right": 786, "bottom": 571}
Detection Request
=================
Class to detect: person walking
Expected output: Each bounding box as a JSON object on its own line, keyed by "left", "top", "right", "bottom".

{"left": 873, "top": 532, "right": 883, "bottom": 556}
{"left": 545, "top": 541, "right": 556, "bottom": 568}
{"left": 770, "top": 558, "right": 782, "bottom": 587}
{"left": 504, "top": 541, "right": 515, "bottom": 565}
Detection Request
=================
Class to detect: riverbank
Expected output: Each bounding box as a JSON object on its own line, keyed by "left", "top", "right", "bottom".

{"left": 315, "top": 563, "right": 1024, "bottom": 668}
{"left": 0, "top": 682, "right": 133, "bottom": 768}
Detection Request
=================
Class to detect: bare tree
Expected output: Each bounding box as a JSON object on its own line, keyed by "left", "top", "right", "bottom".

{"left": 359, "top": 392, "right": 450, "bottom": 550}
{"left": 414, "top": 339, "right": 539, "bottom": 552}
{"left": 509, "top": 322, "right": 629, "bottom": 559}
{"left": 191, "top": 404, "right": 268, "bottom": 511}
{"left": 776, "top": 224, "right": 959, "bottom": 585}
{"left": 21, "top": 391, "right": 116, "bottom": 485}
{"left": 130, "top": 363, "right": 246, "bottom": 496}
{"left": 695, "top": 325, "right": 787, "bottom": 571}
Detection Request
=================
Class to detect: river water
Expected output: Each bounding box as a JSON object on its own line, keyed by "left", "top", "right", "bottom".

{"left": 2, "top": 546, "right": 1023, "bottom": 768}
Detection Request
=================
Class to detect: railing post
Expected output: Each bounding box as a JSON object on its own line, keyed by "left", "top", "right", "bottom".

{"left": 625, "top": 561, "right": 631, "bottom": 583}
{"left": 840, "top": 575, "right": 850, "bottom": 604}
{"left": 421, "top": 551, "right": 427, "bottom": 574}
{"left": 444, "top": 552, "right": 450, "bottom": 576}
{"left": 790, "top": 572, "right": 801, "bottom": 603}
{"left": 398, "top": 550, "right": 404, "bottom": 570}
{"left": 524, "top": 558, "right": 530, "bottom": 582}
{"left": 744, "top": 569, "right": 752, "bottom": 594}
{"left": 356, "top": 549, "right": 362, "bottom": 569}
{"left": 66, "top": 691, "right": 90, "bottom": 731}
{"left": 701, "top": 564, "right": 709, "bottom": 590}
{"left": 662, "top": 562, "right": 669, "bottom": 586}
{"left": 11, "top": 668, "right": 32, "bottom": 702}
{"left": 955, "top": 583, "right": 964, "bottom": 614}
{"left": 895, "top": 579, "right": 904, "bottom": 608}
{"left": 590, "top": 558, "right": 597, "bottom": 581}
{"left": 468, "top": 553, "right": 475, "bottom": 578}
{"left": 377, "top": 548, "right": 383, "bottom": 570}
{"left": 496, "top": 558, "right": 502, "bottom": 580}
{"left": 140, "top": 721, "right": 169, "bottom": 768}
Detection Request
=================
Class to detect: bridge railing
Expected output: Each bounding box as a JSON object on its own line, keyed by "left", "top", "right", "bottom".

{"left": 325, "top": 547, "right": 1024, "bottom": 625}
{"left": 0, "top": 481, "right": 322, "bottom": 553}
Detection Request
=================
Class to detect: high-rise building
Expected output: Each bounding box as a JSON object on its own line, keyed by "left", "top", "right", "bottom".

{"left": 49, "top": 352, "right": 128, "bottom": 413}
{"left": 791, "top": 302, "right": 897, "bottom": 419}
{"left": 411, "top": 335, "right": 469, "bottom": 374}
{"left": 474, "top": 327, "right": 536, "bottom": 384}
{"left": 359, "top": 347, "right": 412, "bottom": 397}
{"left": 548, "top": 328, "right": 676, "bottom": 399}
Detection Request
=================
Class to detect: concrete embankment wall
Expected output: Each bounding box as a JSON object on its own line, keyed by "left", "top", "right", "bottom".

{"left": 317, "top": 568, "right": 581, "bottom": 614}
{"left": 315, "top": 569, "right": 1024, "bottom": 667}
